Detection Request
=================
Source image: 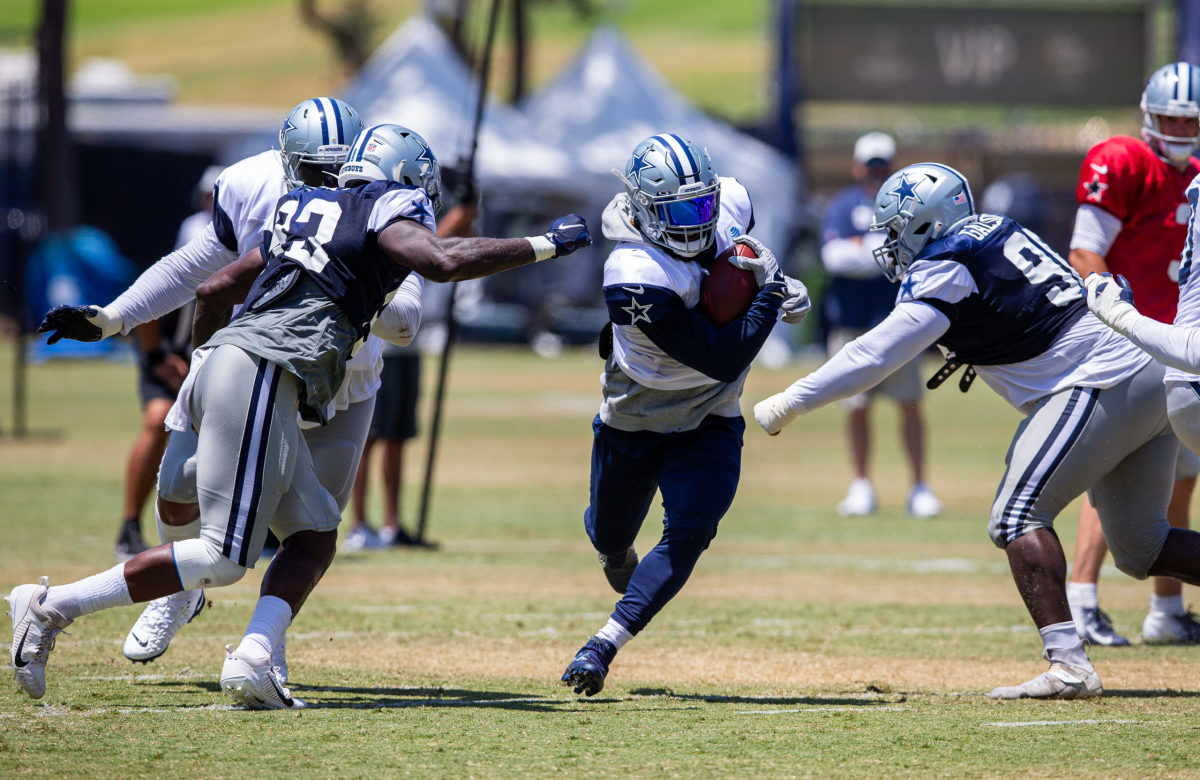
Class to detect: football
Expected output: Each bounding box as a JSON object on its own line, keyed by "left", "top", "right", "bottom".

{"left": 699, "top": 243, "right": 758, "bottom": 327}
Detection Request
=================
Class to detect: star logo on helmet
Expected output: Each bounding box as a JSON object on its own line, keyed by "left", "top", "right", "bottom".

{"left": 889, "top": 173, "right": 924, "bottom": 212}
{"left": 626, "top": 149, "right": 654, "bottom": 185}
{"left": 415, "top": 144, "right": 435, "bottom": 168}
{"left": 284, "top": 118, "right": 298, "bottom": 135}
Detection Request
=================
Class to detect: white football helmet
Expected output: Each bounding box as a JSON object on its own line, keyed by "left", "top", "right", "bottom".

{"left": 619, "top": 133, "right": 720, "bottom": 257}
{"left": 871, "top": 162, "right": 975, "bottom": 282}
{"left": 338, "top": 124, "right": 443, "bottom": 213}
{"left": 279, "top": 97, "right": 364, "bottom": 189}
{"left": 1140, "top": 62, "right": 1200, "bottom": 165}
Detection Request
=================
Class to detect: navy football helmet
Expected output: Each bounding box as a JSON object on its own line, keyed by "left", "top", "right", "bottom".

{"left": 279, "top": 97, "right": 364, "bottom": 188}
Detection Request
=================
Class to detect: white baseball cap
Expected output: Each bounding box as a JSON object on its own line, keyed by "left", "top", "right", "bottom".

{"left": 853, "top": 132, "right": 896, "bottom": 165}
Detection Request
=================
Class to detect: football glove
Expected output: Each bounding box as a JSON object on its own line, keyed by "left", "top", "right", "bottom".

{"left": 753, "top": 391, "right": 800, "bottom": 436}
{"left": 780, "top": 276, "right": 811, "bottom": 325}
{"left": 1084, "top": 272, "right": 1138, "bottom": 336}
{"left": 730, "top": 235, "right": 785, "bottom": 289}
{"left": 545, "top": 214, "right": 592, "bottom": 257}
{"left": 38, "top": 304, "right": 123, "bottom": 344}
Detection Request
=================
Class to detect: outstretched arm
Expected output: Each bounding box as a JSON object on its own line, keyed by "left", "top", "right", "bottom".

{"left": 192, "top": 248, "right": 265, "bottom": 347}
{"left": 376, "top": 214, "right": 590, "bottom": 283}
{"left": 1086, "top": 272, "right": 1200, "bottom": 372}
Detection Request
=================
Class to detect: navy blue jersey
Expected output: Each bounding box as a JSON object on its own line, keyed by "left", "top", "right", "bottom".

{"left": 241, "top": 180, "right": 435, "bottom": 341}
{"left": 820, "top": 184, "right": 899, "bottom": 330}
{"left": 906, "top": 214, "right": 1087, "bottom": 365}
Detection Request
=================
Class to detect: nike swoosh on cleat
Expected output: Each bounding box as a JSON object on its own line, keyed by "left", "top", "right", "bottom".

{"left": 131, "top": 632, "right": 150, "bottom": 648}
{"left": 13, "top": 624, "right": 31, "bottom": 668}
{"left": 622, "top": 285, "right": 645, "bottom": 294}
{"left": 269, "top": 673, "right": 293, "bottom": 706}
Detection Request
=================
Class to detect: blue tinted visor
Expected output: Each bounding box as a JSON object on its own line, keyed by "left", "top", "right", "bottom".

{"left": 658, "top": 193, "right": 718, "bottom": 227}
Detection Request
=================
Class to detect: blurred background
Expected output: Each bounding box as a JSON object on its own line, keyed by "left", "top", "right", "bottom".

{"left": 0, "top": 0, "right": 1196, "bottom": 404}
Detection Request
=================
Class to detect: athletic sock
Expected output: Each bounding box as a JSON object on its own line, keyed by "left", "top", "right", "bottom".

{"left": 44, "top": 564, "right": 133, "bottom": 620}
{"left": 1149, "top": 593, "right": 1185, "bottom": 617}
{"left": 1066, "top": 581, "right": 1098, "bottom": 610}
{"left": 596, "top": 618, "right": 634, "bottom": 650}
{"left": 236, "top": 596, "right": 293, "bottom": 662}
{"left": 1040, "top": 621, "right": 1092, "bottom": 671}
{"left": 156, "top": 506, "right": 200, "bottom": 546}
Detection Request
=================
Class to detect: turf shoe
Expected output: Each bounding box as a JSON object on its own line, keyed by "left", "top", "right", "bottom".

{"left": 1142, "top": 609, "right": 1200, "bottom": 644}
{"left": 123, "top": 589, "right": 206, "bottom": 663}
{"left": 7, "top": 577, "right": 73, "bottom": 699}
{"left": 598, "top": 546, "right": 639, "bottom": 594}
{"left": 988, "top": 663, "right": 1102, "bottom": 700}
{"left": 220, "top": 645, "right": 306, "bottom": 710}
{"left": 561, "top": 636, "right": 618, "bottom": 697}
{"left": 1072, "top": 606, "right": 1130, "bottom": 647}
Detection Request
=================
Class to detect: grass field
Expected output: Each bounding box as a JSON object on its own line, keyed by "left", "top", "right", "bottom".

{"left": 1, "top": 342, "right": 1199, "bottom": 778}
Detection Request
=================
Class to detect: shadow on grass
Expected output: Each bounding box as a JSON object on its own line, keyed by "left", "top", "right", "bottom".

{"left": 1099, "top": 688, "right": 1200, "bottom": 699}
{"left": 630, "top": 688, "right": 907, "bottom": 706}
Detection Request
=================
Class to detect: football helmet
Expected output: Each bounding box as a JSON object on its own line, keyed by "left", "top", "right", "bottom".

{"left": 1140, "top": 62, "right": 1200, "bottom": 165}
{"left": 871, "top": 162, "right": 975, "bottom": 282}
{"left": 619, "top": 133, "right": 720, "bottom": 257}
{"left": 279, "top": 97, "right": 364, "bottom": 189}
{"left": 338, "top": 124, "right": 443, "bottom": 213}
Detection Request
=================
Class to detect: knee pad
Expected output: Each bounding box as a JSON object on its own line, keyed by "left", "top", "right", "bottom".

{"left": 172, "top": 537, "right": 247, "bottom": 590}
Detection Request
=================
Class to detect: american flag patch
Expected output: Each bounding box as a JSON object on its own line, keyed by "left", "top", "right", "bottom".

{"left": 953, "top": 193, "right": 967, "bottom": 205}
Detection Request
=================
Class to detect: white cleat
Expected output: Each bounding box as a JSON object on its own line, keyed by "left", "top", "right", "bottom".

{"left": 220, "top": 645, "right": 305, "bottom": 710}
{"left": 1142, "top": 610, "right": 1200, "bottom": 645}
{"left": 7, "top": 577, "right": 72, "bottom": 699}
{"left": 753, "top": 392, "right": 799, "bottom": 436}
{"left": 907, "top": 484, "right": 942, "bottom": 518}
{"left": 123, "top": 589, "right": 206, "bottom": 663}
{"left": 837, "top": 478, "right": 877, "bottom": 517}
{"left": 988, "top": 663, "right": 1102, "bottom": 700}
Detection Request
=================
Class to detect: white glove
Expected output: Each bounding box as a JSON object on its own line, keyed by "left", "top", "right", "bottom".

{"left": 730, "top": 235, "right": 784, "bottom": 289}
{"left": 753, "top": 392, "right": 800, "bottom": 436}
{"left": 1084, "top": 272, "right": 1139, "bottom": 336}
{"left": 780, "top": 276, "right": 810, "bottom": 325}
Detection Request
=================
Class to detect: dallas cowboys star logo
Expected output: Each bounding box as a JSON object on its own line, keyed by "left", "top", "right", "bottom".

{"left": 626, "top": 149, "right": 654, "bottom": 185}
{"left": 1084, "top": 174, "right": 1108, "bottom": 203}
{"left": 900, "top": 278, "right": 916, "bottom": 299}
{"left": 283, "top": 118, "right": 298, "bottom": 135}
{"left": 889, "top": 173, "right": 924, "bottom": 212}
{"left": 622, "top": 296, "right": 653, "bottom": 326}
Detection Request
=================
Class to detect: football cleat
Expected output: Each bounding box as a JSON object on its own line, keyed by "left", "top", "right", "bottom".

{"left": 598, "top": 546, "right": 639, "bottom": 594}
{"left": 1142, "top": 609, "right": 1200, "bottom": 645}
{"left": 7, "top": 577, "right": 72, "bottom": 699}
{"left": 1072, "top": 606, "right": 1130, "bottom": 647}
{"left": 343, "top": 524, "right": 385, "bottom": 551}
{"left": 988, "top": 663, "right": 1102, "bottom": 700}
{"left": 837, "top": 478, "right": 877, "bottom": 517}
{"left": 906, "top": 484, "right": 942, "bottom": 518}
{"left": 123, "top": 589, "right": 206, "bottom": 663}
{"left": 561, "top": 636, "right": 618, "bottom": 697}
{"left": 220, "top": 645, "right": 306, "bottom": 710}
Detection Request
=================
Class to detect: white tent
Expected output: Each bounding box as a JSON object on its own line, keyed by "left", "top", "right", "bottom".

{"left": 340, "top": 15, "right": 590, "bottom": 200}
{"left": 521, "top": 28, "right": 800, "bottom": 255}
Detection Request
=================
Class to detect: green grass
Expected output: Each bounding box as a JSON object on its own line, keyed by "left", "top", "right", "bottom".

{"left": 1, "top": 342, "right": 1199, "bottom": 777}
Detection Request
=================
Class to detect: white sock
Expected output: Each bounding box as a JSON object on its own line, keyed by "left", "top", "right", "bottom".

{"left": 236, "top": 596, "right": 292, "bottom": 662}
{"left": 595, "top": 618, "right": 634, "bottom": 650}
{"left": 1066, "top": 582, "right": 1098, "bottom": 611}
{"left": 1040, "top": 621, "right": 1092, "bottom": 671}
{"left": 156, "top": 506, "right": 200, "bottom": 545}
{"left": 1149, "top": 593, "right": 1185, "bottom": 616}
{"left": 45, "top": 564, "right": 133, "bottom": 620}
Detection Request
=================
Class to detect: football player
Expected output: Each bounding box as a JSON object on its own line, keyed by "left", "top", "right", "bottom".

{"left": 754, "top": 162, "right": 1200, "bottom": 700}
{"left": 1064, "top": 62, "right": 1200, "bottom": 647}
{"left": 17, "top": 122, "right": 591, "bottom": 708}
{"left": 560, "top": 133, "right": 809, "bottom": 697}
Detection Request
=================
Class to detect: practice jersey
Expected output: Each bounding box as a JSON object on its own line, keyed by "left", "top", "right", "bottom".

{"left": 1076, "top": 136, "right": 1199, "bottom": 322}
{"left": 598, "top": 177, "right": 782, "bottom": 433}
{"left": 820, "top": 184, "right": 899, "bottom": 330}
{"left": 1163, "top": 172, "right": 1200, "bottom": 384}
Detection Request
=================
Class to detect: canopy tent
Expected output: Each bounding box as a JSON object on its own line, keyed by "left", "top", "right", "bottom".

{"left": 520, "top": 28, "right": 800, "bottom": 255}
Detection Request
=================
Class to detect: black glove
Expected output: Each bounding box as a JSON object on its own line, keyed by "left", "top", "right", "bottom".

{"left": 38, "top": 305, "right": 121, "bottom": 344}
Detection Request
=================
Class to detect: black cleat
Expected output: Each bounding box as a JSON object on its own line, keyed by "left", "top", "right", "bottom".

{"left": 561, "top": 636, "right": 618, "bottom": 697}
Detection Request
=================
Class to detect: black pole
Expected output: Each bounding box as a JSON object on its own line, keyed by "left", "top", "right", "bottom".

{"left": 415, "top": 0, "right": 503, "bottom": 543}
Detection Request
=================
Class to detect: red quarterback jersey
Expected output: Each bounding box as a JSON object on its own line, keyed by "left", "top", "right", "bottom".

{"left": 1076, "top": 135, "right": 1200, "bottom": 322}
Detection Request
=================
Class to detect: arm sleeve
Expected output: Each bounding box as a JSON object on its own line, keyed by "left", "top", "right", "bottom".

{"left": 107, "top": 223, "right": 238, "bottom": 333}
{"left": 1125, "top": 314, "right": 1200, "bottom": 374}
{"left": 370, "top": 273, "right": 424, "bottom": 347}
{"left": 779, "top": 302, "right": 950, "bottom": 413}
{"left": 1069, "top": 204, "right": 1124, "bottom": 256}
{"left": 605, "top": 283, "right": 783, "bottom": 383}
{"left": 821, "top": 233, "right": 885, "bottom": 278}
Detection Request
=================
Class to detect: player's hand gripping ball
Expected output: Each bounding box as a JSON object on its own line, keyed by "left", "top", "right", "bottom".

{"left": 700, "top": 243, "right": 758, "bottom": 327}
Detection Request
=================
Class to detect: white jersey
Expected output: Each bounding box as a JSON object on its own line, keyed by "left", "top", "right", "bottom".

{"left": 106, "top": 149, "right": 418, "bottom": 419}
{"left": 1157, "top": 172, "right": 1200, "bottom": 383}
{"left": 603, "top": 176, "right": 755, "bottom": 390}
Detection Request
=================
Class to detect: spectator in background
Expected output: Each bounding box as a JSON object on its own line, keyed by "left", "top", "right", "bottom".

{"left": 819, "top": 132, "right": 940, "bottom": 517}
{"left": 114, "top": 165, "right": 221, "bottom": 560}
{"left": 346, "top": 201, "right": 477, "bottom": 550}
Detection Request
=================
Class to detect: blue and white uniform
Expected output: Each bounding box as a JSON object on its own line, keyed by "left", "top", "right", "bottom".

{"left": 176, "top": 181, "right": 435, "bottom": 567}
{"left": 768, "top": 214, "right": 1177, "bottom": 578}
{"left": 587, "top": 178, "right": 782, "bottom": 634}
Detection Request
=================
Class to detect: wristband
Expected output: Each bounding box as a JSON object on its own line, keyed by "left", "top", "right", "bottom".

{"left": 526, "top": 235, "right": 556, "bottom": 262}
